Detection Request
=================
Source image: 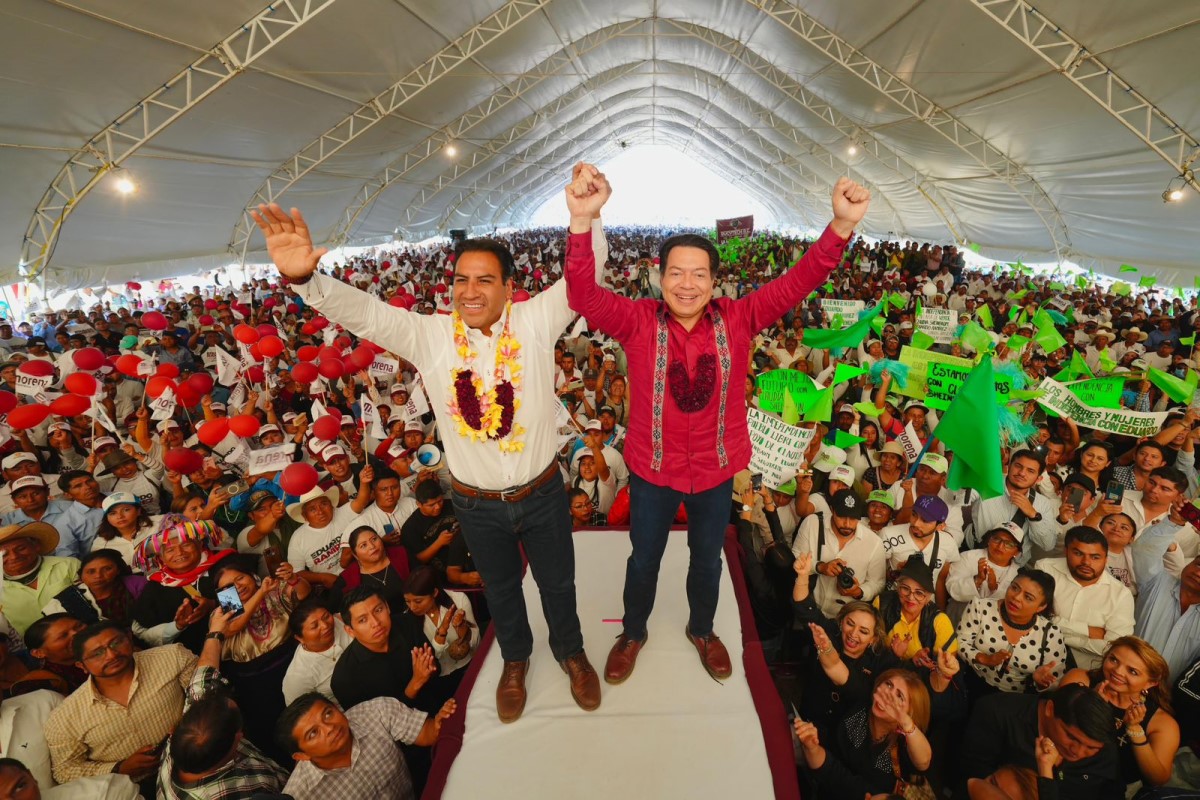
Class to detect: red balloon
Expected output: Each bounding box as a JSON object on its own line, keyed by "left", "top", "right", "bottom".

{"left": 259, "top": 335, "right": 285, "bottom": 358}
{"left": 155, "top": 363, "right": 180, "bottom": 379}
{"left": 197, "top": 418, "right": 230, "bottom": 446}
{"left": 146, "top": 376, "right": 176, "bottom": 400}
{"left": 317, "top": 359, "right": 345, "bottom": 380}
{"left": 164, "top": 448, "right": 205, "bottom": 474}
{"left": 311, "top": 317, "right": 329, "bottom": 331}
{"left": 513, "top": 289, "right": 531, "bottom": 302}
{"left": 204, "top": 299, "right": 218, "bottom": 310}
{"left": 263, "top": 298, "right": 277, "bottom": 309}
{"left": 142, "top": 311, "right": 168, "bottom": 330}
{"left": 186, "top": 373, "right": 214, "bottom": 395}
{"left": 291, "top": 362, "right": 318, "bottom": 383}
{"left": 176, "top": 384, "right": 201, "bottom": 407}
{"left": 7, "top": 405, "right": 51, "bottom": 430}
{"left": 345, "top": 346, "right": 374, "bottom": 371}
{"left": 335, "top": 335, "right": 352, "bottom": 350}
{"left": 280, "top": 462, "right": 319, "bottom": 496}
{"left": 199, "top": 314, "right": 215, "bottom": 326}
{"left": 311, "top": 415, "right": 341, "bottom": 442}
{"left": 64, "top": 373, "right": 99, "bottom": 396}
{"left": 248, "top": 343, "right": 263, "bottom": 361}
{"left": 72, "top": 347, "right": 105, "bottom": 371}
{"left": 0, "top": 391, "right": 18, "bottom": 415}
{"left": 300, "top": 322, "right": 317, "bottom": 336}
{"left": 49, "top": 394, "right": 91, "bottom": 416}
{"left": 228, "top": 415, "right": 261, "bottom": 437}
{"left": 286, "top": 303, "right": 299, "bottom": 314}
{"left": 387, "top": 295, "right": 407, "bottom": 308}
{"left": 233, "top": 324, "right": 259, "bottom": 345}
{"left": 317, "top": 346, "right": 340, "bottom": 363}
{"left": 115, "top": 354, "right": 144, "bottom": 377}
{"left": 256, "top": 324, "right": 278, "bottom": 338}
{"left": 245, "top": 365, "right": 265, "bottom": 384}
{"left": 126, "top": 282, "right": 142, "bottom": 291}
{"left": 17, "top": 360, "right": 55, "bottom": 377}
{"left": 296, "top": 346, "right": 318, "bottom": 362}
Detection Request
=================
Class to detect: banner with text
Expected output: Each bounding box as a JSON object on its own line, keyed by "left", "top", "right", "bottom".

{"left": 896, "top": 347, "right": 1011, "bottom": 408}
{"left": 716, "top": 215, "right": 754, "bottom": 243}
{"left": 246, "top": 443, "right": 297, "bottom": 476}
{"left": 820, "top": 299, "right": 866, "bottom": 323}
{"left": 747, "top": 407, "right": 815, "bottom": 489}
{"left": 1065, "top": 377, "right": 1124, "bottom": 409}
{"left": 1036, "top": 377, "right": 1167, "bottom": 437}
{"left": 756, "top": 369, "right": 822, "bottom": 414}
{"left": 916, "top": 307, "right": 957, "bottom": 344}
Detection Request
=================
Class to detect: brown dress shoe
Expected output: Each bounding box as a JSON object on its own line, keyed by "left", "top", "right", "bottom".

{"left": 496, "top": 660, "right": 528, "bottom": 723}
{"left": 686, "top": 627, "right": 733, "bottom": 680}
{"left": 604, "top": 634, "right": 647, "bottom": 685}
{"left": 559, "top": 652, "right": 601, "bottom": 711}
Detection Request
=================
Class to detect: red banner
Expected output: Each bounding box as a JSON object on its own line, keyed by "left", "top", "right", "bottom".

{"left": 716, "top": 215, "right": 754, "bottom": 243}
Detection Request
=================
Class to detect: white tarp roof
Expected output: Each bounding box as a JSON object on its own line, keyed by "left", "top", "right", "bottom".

{"left": 2, "top": 0, "right": 1197, "bottom": 290}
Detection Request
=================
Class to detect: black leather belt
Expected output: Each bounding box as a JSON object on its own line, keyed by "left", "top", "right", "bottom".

{"left": 450, "top": 460, "right": 559, "bottom": 503}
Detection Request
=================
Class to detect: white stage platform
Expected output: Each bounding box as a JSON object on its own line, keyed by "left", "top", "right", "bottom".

{"left": 429, "top": 529, "right": 783, "bottom": 800}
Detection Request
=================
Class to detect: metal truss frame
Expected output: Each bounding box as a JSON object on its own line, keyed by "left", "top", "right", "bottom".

{"left": 227, "top": 0, "right": 550, "bottom": 262}
{"left": 746, "top": 0, "right": 1074, "bottom": 258}
{"left": 19, "top": 0, "right": 338, "bottom": 282}
{"left": 969, "top": 0, "right": 1199, "bottom": 192}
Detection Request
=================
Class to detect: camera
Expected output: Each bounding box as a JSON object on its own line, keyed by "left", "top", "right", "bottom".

{"left": 836, "top": 566, "right": 856, "bottom": 590}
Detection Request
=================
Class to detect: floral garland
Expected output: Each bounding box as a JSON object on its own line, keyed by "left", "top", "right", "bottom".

{"left": 447, "top": 303, "right": 525, "bottom": 452}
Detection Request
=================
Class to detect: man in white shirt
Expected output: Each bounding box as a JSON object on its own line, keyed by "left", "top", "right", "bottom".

{"left": 792, "top": 489, "right": 886, "bottom": 618}
{"left": 967, "top": 448, "right": 1060, "bottom": 559}
{"left": 253, "top": 190, "right": 605, "bottom": 723}
{"left": 1035, "top": 526, "right": 1135, "bottom": 670}
{"left": 286, "top": 486, "right": 358, "bottom": 588}
{"left": 353, "top": 468, "right": 419, "bottom": 547}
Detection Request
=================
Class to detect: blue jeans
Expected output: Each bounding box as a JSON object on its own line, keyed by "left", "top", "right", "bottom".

{"left": 449, "top": 470, "right": 583, "bottom": 663}
{"left": 622, "top": 471, "right": 734, "bottom": 641}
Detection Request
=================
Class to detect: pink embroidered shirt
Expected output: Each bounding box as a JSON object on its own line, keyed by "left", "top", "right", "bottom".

{"left": 565, "top": 225, "right": 851, "bottom": 492}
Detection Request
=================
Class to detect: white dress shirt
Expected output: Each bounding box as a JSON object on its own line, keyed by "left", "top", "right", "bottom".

{"left": 0, "top": 689, "right": 62, "bottom": 791}
{"left": 293, "top": 222, "right": 607, "bottom": 490}
{"left": 1034, "top": 557, "right": 1135, "bottom": 671}
{"left": 793, "top": 518, "right": 886, "bottom": 618}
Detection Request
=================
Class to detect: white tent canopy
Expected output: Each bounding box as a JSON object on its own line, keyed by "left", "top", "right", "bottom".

{"left": 2, "top": 0, "right": 1197, "bottom": 291}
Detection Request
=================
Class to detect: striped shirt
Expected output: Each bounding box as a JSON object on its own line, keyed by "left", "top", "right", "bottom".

{"left": 44, "top": 644, "right": 197, "bottom": 784}
{"left": 283, "top": 697, "right": 427, "bottom": 800}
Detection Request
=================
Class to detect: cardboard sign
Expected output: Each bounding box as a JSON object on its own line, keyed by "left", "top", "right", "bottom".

{"left": 897, "top": 347, "right": 1010, "bottom": 406}
{"left": 246, "top": 443, "right": 296, "bottom": 476}
{"left": 924, "top": 359, "right": 1011, "bottom": 412}
{"left": 1036, "top": 377, "right": 1167, "bottom": 437}
{"left": 369, "top": 356, "right": 399, "bottom": 378}
{"left": 756, "top": 369, "right": 822, "bottom": 414}
{"left": 746, "top": 407, "right": 816, "bottom": 489}
{"left": 1065, "top": 377, "right": 1123, "bottom": 409}
{"left": 916, "top": 307, "right": 957, "bottom": 345}
{"left": 820, "top": 299, "right": 866, "bottom": 322}
{"left": 14, "top": 372, "right": 53, "bottom": 396}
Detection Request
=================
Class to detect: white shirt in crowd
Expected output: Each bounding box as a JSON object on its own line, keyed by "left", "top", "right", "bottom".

{"left": 792, "top": 517, "right": 886, "bottom": 618}
{"left": 1034, "top": 557, "right": 1135, "bottom": 671}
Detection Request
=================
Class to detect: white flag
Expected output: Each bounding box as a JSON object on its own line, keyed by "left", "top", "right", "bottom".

{"left": 150, "top": 388, "right": 177, "bottom": 421}
{"left": 214, "top": 348, "right": 241, "bottom": 386}
{"left": 897, "top": 421, "right": 923, "bottom": 464}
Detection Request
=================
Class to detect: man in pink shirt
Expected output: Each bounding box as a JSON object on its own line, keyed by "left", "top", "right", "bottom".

{"left": 564, "top": 165, "right": 871, "bottom": 683}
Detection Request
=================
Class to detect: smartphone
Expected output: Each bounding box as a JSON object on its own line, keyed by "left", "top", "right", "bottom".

{"left": 152, "top": 734, "right": 171, "bottom": 757}
{"left": 750, "top": 472, "right": 763, "bottom": 491}
{"left": 1104, "top": 480, "right": 1125, "bottom": 504}
{"left": 1179, "top": 500, "right": 1200, "bottom": 528}
{"left": 222, "top": 479, "right": 249, "bottom": 498}
{"left": 216, "top": 585, "right": 245, "bottom": 617}
{"left": 262, "top": 545, "right": 283, "bottom": 577}
{"left": 1067, "top": 487, "right": 1085, "bottom": 509}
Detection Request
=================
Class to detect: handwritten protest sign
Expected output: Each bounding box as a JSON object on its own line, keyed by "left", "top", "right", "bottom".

{"left": 747, "top": 407, "right": 815, "bottom": 488}
{"left": 1037, "top": 377, "right": 1166, "bottom": 437}
{"left": 820, "top": 299, "right": 865, "bottom": 322}
{"left": 756, "top": 369, "right": 821, "bottom": 414}
{"left": 897, "top": 347, "right": 1010, "bottom": 408}
{"left": 925, "top": 360, "right": 1012, "bottom": 411}
{"left": 1065, "top": 377, "right": 1123, "bottom": 409}
{"left": 916, "top": 307, "right": 956, "bottom": 344}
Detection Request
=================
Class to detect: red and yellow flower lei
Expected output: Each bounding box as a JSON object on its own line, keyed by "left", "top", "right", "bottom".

{"left": 447, "top": 303, "right": 525, "bottom": 452}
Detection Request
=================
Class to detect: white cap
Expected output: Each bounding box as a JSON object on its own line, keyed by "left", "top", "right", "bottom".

{"left": 47, "top": 422, "right": 72, "bottom": 433}
{"left": 320, "top": 443, "right": 348, "bottom": 460}
{"left": 9, "top": 475, "right": 47, "bottom": 493}
{"left": 389, "top": 383, "right": 408, "bottom": 395}
{"left": 811, "top": 446, "right": 847, "bottom": 472}
{"left": 92, "top": 436, "right": 118, "bottom": 449}
{"left": 829, "top": 465, "right": 856, "bottom": 486}
{"left": 583, "top": 419, "right": 602, "bottom": 431}
{"left": 156, "top": 420, "right": 181, "bottom": 433}
{"left": 258, "top": 424, "right": 281, "bottom": 437}
{"left": 404, "top": 420, "right": 424, "bottom": 433}
{"left": 101, "top": 492, "right": 140, "bottom": 512}
{"left": 1, "top": 453, "right": 37, "bottom": 470}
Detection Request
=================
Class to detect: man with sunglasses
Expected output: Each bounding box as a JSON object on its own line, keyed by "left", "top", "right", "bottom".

{"left": 44, "top": 622, "right": 198, "bottom": 794}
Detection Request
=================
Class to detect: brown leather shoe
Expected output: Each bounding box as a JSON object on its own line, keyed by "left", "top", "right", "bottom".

{"left": 496, "top": 660, "right": 528, "bottom": 723}
{"left": 686, "top": 627, "right": 733, "bottom": 680}
{"left": 559, "top": 652, "right": 601, "bottom": 712}
{"left": 604, "top": 634, "right": 647, "bottom": 685}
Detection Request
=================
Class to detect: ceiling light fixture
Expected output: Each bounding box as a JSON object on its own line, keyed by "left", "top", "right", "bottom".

{"left": 1162, "top": 172, "right": 1192, "bottom": 203}
{"left": 445, "top": 144, "right": 458, "bottom": 157}
{"left": 113, "top": 174, "right": 136, "bottom": 195}
{"left": 847, "top": 144, "right": 858, "bottom": 156}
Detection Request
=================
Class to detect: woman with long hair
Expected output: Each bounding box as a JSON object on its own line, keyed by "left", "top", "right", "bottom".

{"left": 403, "top": 566, "right": 479, "bottom": 679}
{"left": 795, "top": 668, "right": 936, "bottom": 799}
{"left": 1067, "top": 440, "right": 1114, "bottom": 495}
{"left": 604, "top": 374, "right": 629, "bottom": 426}
{"left": 957, "top": 567, "right": 1066, "bottom": 697}
{"left": 945, "top": 523, "right": 1025, "bottom": 623}
{"left": 41, "top": 422, "right": 89, "bottom": 473}
{"left": 1060, "top": 636, "right": 1180, "bottom": 787}
{"left": 92, "top": 493, "right": 156, "bottom": 568}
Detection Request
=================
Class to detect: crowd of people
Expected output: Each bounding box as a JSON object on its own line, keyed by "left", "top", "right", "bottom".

{"left": 0, "top": 167, "right": 1193, "bottom": 800}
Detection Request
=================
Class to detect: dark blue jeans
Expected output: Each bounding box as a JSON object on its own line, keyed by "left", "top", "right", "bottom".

{"left": 450, "top": 470, "right": 584, "bottom": 663}
{"left": 622, "top": 471, "right": 734, "bottom": 641}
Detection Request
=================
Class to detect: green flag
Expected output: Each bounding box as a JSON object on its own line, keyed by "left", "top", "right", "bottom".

{"left": 870, "top": 317, "right": 886, "bottom": 335}
{"left": 1034, "top": 325, "right": 1067, "bottom": 354}
{"left": 1010, "top": 389, "right": 1046, "bottom": 401}
{"left": 933, "top": 355, "right": 1005, "bottom": 499}
{"left": 1147, "top": 367, "right": 1197, "bottom": 403}
{"left": 909, "top": 330, "right": 935, "bottom": 350}
{"left": 1120, "top": 264, "right": 1139, "bottom": 273}
{"left": 782, "top": 387, "right": 800, "bottom": 425}
{"left": 823, "top": 281, "right": 835, "bottom": 293}
{"left": 1113, "top": 282, "right": 1132, "bottom": 297}
{"left": 1139, "top": 275, "right": 1158, "bottom": 288}
{"left": 833, "top": 363, "right": 868, "bottom": 385}
{"left": 1053, "top": 351, "right": 1094, "bottom": 381}
{"left": 1048, "top": 281, "right": 1066, "bottom": 291}
{"left": 853, "top": 401, "right": 883, "bottom": 417}
{"left": 802, "top": 305, "right": 885, "bottom": 350}
{"left": 1195, "top": 276, "right": 1200, "bottom": 290}
{"left": 1175, "top": 287, "right": 1185, "bottom": 299}
{"left": 1009, "top": 289, "right": 1028, "bottom": 302}
{"left": 977, "top": 303, "right": 994, "bottom": 330}
{"left": 833, "top": 430, "right": 867, "bottom": 449}
{"left": 1098, "top": 348, "right": 1117, "bottom": 372}
{"left": 1180, "top": 334, "right": 1196, "bottom": 346}
{"left": 960, "top": 321, "right": 993, "bottom": 354}
{"left": 889, "top": 292, "right": 907, "bottom": 311}
{"left": 969, "top": 242, "right": 981, "bottom": 253}
{"left": 803, "top": 385, "right": 833, "bottom": 423}
{"left": 1006, "top": 334, "right": 1031, "bottom": 352}
{"left": 1075, "top": 275, "right": 1088, "bottom": 289}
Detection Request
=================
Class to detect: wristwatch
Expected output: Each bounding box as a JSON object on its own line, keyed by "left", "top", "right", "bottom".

{"left": 205, "top": 631, "right": 227, "bottom": 643}
{"left": 742, "top": 504, "right": 752, "bottom": 512}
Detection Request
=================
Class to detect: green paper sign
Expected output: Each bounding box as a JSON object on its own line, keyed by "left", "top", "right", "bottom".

{"left": 1138, "top": 275, "right": 1158, "bottom": 288}
{"left": 1065, "top": 377, "right": 1123, "bottom": 409}
{"left": 1120, "top": 264, "right": 1139, "bottom": 273}
{"left": 756, "top": 369, "right": 822, "bottom": 414}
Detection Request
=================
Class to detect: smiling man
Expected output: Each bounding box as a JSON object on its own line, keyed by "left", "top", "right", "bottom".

{"left": 564, "top": 166, "right": 869, "bottom": 684}
{"left": 253, "top": 190, "right": 608, "bottom": 722}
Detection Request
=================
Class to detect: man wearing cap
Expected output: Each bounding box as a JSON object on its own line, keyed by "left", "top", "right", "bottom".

{"left": 98, "top": 449, "right": 163, "bottom": 515}
{"left": 580, "top": 368, "right": 601, "bottom": 417}
{"left": 569, "top": 421, "right": 629, "bottom": 490}
{"left": 968, "top": 449, "right": 1060, "bottom": 561}
{"left": 318, "top": 444, "right": 373, "bottom": 509}
{"left": 354, "top": 467, "right": 419, "bottom": 547}
{"left": 236, "top": 489, "right": 296, "bottom": 570}
{"left": 570, "top": 428, "right": 617, "bottom": 516}
{"left": 792, "top": 489, "right": 886, "bottom": 618}
{"left": 801, "top": 461, "right": 857, "bottom": 520}
{"left": 0, "top": 452, "right": 60, "bottom": 516}
{"left": 23, "top": 336, "right": 53, "bottom": 363}
{"left": 878, "top": 494, "right": 960, "bottom": 606}
{"left": 891, "top": 452, "right": 968, "bottom": 547}
{"left": 0, "top": 321, "right": 27, "bottom": 352}
{"left": 257, "top": 186, "right": 610, "bottom": 722}
{"left": 565, "top": 169, "right": 870, "bottom": 684}
{"left": 0, "top": 522, "right": 79, "bottom": 634}
{"left": 597, "top": 404, "right": 626, "bottom": 453}
{"left": 2, "top": 476, "right": 97, "bottom": 559}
